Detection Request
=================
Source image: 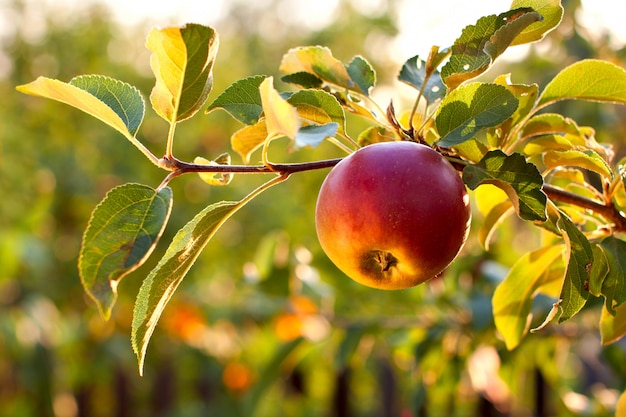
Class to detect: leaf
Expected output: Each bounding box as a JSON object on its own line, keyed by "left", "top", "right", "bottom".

{"left": 543, "top": 150, "right": 613, "bottom": 179}
{"left": 453, "top": 138, "right": 490, "bottom": 163}
{"left": 279, "top": 46, "right": 355, "bottom": 91}
{"left": 294, "top": 123, "right": 339, "bottom": 148}
{"left": 259, "top": 76, "right": 300, "bottom": 139}
{"left": 441, "top": 8, "right": 542, "bottom": 89}
{"left": 435, "top": 83, "right": 518, "bottom": 147}
{"left": 493, "top": 244, "right": 564, "bottom": 350}
{"left": 493, "top": 74, "right": 538, "bottom": 128}
{"left": 132, "top": 201, "right": 236, "bottom": 374}
{"left": 479, "top": 201, "right": 515, "bottom": 251}
{"left": 509, "top": 0, "right": 564, "bottom": 46}
{"left": 425, "top": 45, "right": 451, "bottom": 75}
{"left": 132, "top": 177, "right": 284, "bottom": 375}
{"left": 68, "top": 75, "right": 144, "bottom": 136}
{"left": 521, "top": 113, "right": 589, "bottom": 155}
{"left": 598, "top": 236, "right": 626, "bottom": 315}
{"left": 398, "top": 55, "right": 447, "bottom": 104}
{"left": 287, "top": 89, "right": 346, "bottom": 133}
{"left": 334, "top": 327, "right": 368, "bottom": 369}
{"left": 482, "top": 9, "right": 543, "bottom": 60}
{"left": 463, "top": 150, "right": 547, "bottom": 221}
{"left": 588, "top": 243, "right": 609, "bottom": 297}
{"left": 357, "top": 126, "right": 396, "bottom": 146}
{"left": 281, "top": 72, "right": 324, "bottom": 89}
{"left": 205, "top": 75, "right": 265, "bottom": 125}
{"left": 147, "top": 23, "right": 218, "bottom": 123}
{"left": 193, "top": 153, "right": 233, "bottom": 186}
{"left": 523, "top": 134, "right": 582, "bottom": 156}
{"left": 243, "top": 338, "right": 303, "bottom": 414}
{"left": 522, "top": 113, "right": 582, "bottom": 138}
{"left": 79, "top": 184, "right": 173, "bottom": 320}
{"left": 537, "top": 59, "right": 626, "bottom": 108}
{"left": 16, "top": 75, "right": 145, "bottom": 142}
{"left": 600, "top": 302, "right": 626, "bottom": 345}
{"left": 346, "top": 55, "right": 376, "bottom": 95}
{"left": 231, "top": 120, "right": 269, "bottom": 163}
{"left": 557, "top": 213, "right": 592, "bottom": 322}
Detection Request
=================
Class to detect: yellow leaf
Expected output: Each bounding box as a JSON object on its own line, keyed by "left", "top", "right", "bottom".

{"left": 147, "top": 24, "right": 218, "bottom": 123}
{"left": 259, "top": 77, "right": 300, "bottom": 139}
{"left": 230, "top": 121, "right": 268, "bottom": 163}
{"left": 147, "top": 27, "right": 186, "bottom": 122}
{"left": 193, "top": 155, "right": 233, "bottom": 186}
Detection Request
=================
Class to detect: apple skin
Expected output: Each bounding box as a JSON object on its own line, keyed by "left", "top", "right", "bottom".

{"left": 315, "top": 141, "right": 471, "bottom": 290}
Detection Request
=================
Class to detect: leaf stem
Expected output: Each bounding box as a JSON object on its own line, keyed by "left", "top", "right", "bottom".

{"left": 129, "top": 136, "right": 161, "bottom": 167}
{"left": 327, "top": 136, "right": 356, "bottom": 154}
{"left": 165, "top": 122, "right": 177, "bottom": 159}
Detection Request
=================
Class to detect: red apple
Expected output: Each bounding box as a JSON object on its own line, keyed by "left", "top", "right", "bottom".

{"left": 315, "top": 141, "right": 471, "bottom": 290}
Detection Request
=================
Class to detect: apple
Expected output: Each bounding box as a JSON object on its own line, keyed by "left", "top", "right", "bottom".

{"left": 315, "top": 141, "right": 471, "bottom": 290}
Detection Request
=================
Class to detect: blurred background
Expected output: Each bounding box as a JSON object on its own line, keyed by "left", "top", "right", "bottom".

{"left": 2, "top": 0, "right": 626, "bottom": 416}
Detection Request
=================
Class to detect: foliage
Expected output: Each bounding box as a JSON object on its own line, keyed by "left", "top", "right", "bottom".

{"left": 8, "top": 0, "right": 626, "bottom": 415}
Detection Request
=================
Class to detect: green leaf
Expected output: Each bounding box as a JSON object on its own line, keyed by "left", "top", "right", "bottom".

{"left": 441, "top": 8, "right": 542, "bottom": 89}
{"left": 598, "top": 236, "right": 626, "bottom": 315}
{"left": 281, "top": 72, "right": 324, "bottom": 89}
{"left": 537, "top": 59, "right": 626, "bottom": 108}
{"left": 493, "top": 244, "right": 564, "bottom": 350}
{"left": 543, "top": 150, "right": 613, "bottom": 179}
{"left": 288, "top": 89, "right": 346, "bottom": 133}
{"left": 463, "top": 150, "right": 547, "bottom": 221}
{"left": 398, "top": 55, "right": 447, "bottom": 104}
{"left": 288, "top": 89, "right": 345, "bottom": 130}
{"left": 230, "top": 121, "right": 268, "bottom": 163}
{"left": 131, "top": 177, "right": 285, "bottom": 375}
{"left": 435, "top": 83, "right": 518, "bottom": 147}
{"left": 588, "top": 243, "right": 610, "bottom": 297}
{"left": 346, "top": 55, "right": 376, "bottom": 95}
{"left": 259, "top": 77, "right": 300, "bottom": 140}
{"left": 16, "top": 75, "right": 147, "bottom": 152}
{"left": 557, "top": 213, "right": 592, "bottom": 322}
{"left": 79, "top": 184, "right": 173, "bottom": 320}
{"left": 243, "top": 338, "right": 303, "bottom": 414}
{"left": 509, "top": 0, "right": 564, "bottom": 46}
{"left": 193, "top": 153, "right": 233, "bottom": 186}
{"left": 147, "top": 23, "right": 218, "bottom": 123}
{"left": 334, "top": 327, "right": 368, "bottom": 369}
{"left": 205, "top": 75, "right": 265, "bottom": 125}
{"left": 69, "top": 75, "right": 144, "bottom": 136}
{"left": 132, "top": 201, "right": 237, "bottom": 374}
{"left": 493, "top": 74, "right": 538, "bottom": 128}
{"left": 600, "top": 302, "right": 626, "bottom": 345}
{"left": 482, "top": 9, "right": 543, "bottom": 59}
{"left": 294, "top": 123, "right": 339, "bottom": 148}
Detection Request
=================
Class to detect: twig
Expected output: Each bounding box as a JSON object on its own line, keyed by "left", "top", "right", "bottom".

{"left": 542, "top": 184, "right": 626, "bottom": 232}
{"left": 160, "top": 153, "right": 626, "bottom": 233}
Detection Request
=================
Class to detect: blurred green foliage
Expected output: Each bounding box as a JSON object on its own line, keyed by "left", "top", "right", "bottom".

{"left": 2, "top": 0, "right": 626, "bottom": 416}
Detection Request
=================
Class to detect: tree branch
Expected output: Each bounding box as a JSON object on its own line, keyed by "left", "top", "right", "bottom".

{"left": 163, "top": 156, "right": 343, "bottom": 175}
{"left": 542, "top": 184, "right": 626, "bottom": 232}
{"left": 161, "top": 154, "right": 626, "bottom": 232}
